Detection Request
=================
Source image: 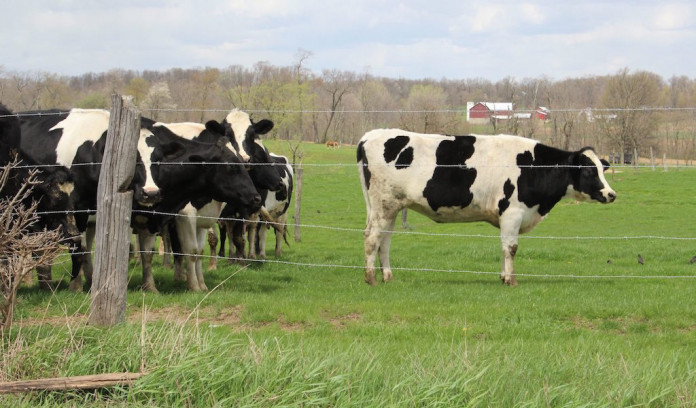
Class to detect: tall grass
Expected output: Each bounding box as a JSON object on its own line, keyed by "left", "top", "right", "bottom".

{"left": 2, "top": 142, "right": 695, "bottom": 407}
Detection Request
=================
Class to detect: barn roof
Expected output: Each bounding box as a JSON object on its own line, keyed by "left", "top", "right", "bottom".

{"left": 474, "top": 102, "right": 513, "bottom": 111}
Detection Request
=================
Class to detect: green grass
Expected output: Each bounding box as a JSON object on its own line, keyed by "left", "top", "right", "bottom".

{"left": 2, "top": 142, "right": 696, "bottom": 407}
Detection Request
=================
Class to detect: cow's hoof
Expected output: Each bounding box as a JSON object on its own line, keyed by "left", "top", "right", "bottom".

{"left": 382, "top": 270, "right": 393, "bottom": 282}
{"left": 501, "top": 275, "right": 518, "bottom": 286}
{"left": 142, "top": 283, "right": 160, "bottom": 294}
{"left": 38, "top": 281, "right": 54, "bottom": 291}
{"left": 68, "top": 279, "right": 83, "bottom": 293}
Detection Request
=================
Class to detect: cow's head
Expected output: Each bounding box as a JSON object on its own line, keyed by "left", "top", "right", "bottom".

{"left": 569, "top": 148, "right": 616, "bottom": 203}
{"left": 131, "top": 128, "right": 163, "bottom": 207}
{"left": 222, "top": 109, "right": 283, "bottom": 192}
{"left": 191, "top": 137, "right": 262, "bottom": 215}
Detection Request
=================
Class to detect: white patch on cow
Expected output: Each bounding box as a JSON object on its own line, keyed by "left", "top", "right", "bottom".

{"left": 225, "top": 109, "right": 252, "bottom": 161}
{"left": 155, "top": 122, "right": 236, "bottom": 153}
{"left": 53, "top": 109, "right": 109, "bottom": 168}
{"left": 137, "top": 128, "right": 159, "bottom": 204}
{"left": 175, "top": 201, "right": 227, "bottom": 291}
{"left": 155, "top": 122, "right": 205, "bottom": 140}
{"left": 58, "top": 181, "right": 74, "bottom": 195}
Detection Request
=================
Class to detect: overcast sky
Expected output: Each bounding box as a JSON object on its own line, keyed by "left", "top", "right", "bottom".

{"left": 1, "top": 1, "right": 694, "bottom": 81}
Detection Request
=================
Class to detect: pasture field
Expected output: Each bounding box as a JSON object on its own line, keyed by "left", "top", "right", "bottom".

{"left": 2, "top": 141, "right": 696, "bottom": 407}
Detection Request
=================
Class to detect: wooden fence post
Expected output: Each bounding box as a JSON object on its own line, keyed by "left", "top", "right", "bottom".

{"left": 89, "top": 95, "right": 140, "bottom": 327}
{"left": 293, "top": 162, "right": 303, "bottom": 243}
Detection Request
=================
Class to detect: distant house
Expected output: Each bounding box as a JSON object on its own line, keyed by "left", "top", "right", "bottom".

{"left": 582, "top": 108, "right": 617, "bottom": 122}
{"left": 466, "top": 102, "right": 513, "bottom": 123}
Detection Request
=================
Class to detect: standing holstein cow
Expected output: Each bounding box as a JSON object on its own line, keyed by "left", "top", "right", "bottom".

{"left": 0, "top": 103, "right": 81, "bottom": 252}
{"left": 356, "top": 129, "right": 617, "bottom": 286}
{"left": 18, "top": 109, "right": 162, "bottom": 290}
{"left": 132, "top": 120, "right": 261, "bottom": 292}
{"left": 249, "top": 153, "right": 293, "bottom": 259}
{"left": 215, "top": 153, "right": 293, "bottom": 263}
{"left": 141, "top": 118, "right": 272, "bottom": 290}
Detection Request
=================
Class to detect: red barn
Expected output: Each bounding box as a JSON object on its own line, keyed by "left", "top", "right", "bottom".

{"left": 466, "top": 102, "right": 513, "bottom": 123}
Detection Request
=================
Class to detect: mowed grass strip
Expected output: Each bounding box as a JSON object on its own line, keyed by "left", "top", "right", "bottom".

{"left": 3, "top": 142, "right": 696, "bottom": 407}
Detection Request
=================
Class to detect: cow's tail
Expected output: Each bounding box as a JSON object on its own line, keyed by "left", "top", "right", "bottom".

{"left": 356, "top": 140, "right": 371, "bottom": 224}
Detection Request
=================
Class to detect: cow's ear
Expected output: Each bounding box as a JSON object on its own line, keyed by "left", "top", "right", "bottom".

{"left": 253, "top": 119, "right": 273, "bottom": 135}
{"left": 205, "top": 120, "right": 226, "bottom": 135}
{"left": 215, "top": 137, "right": 228, "bottom": 149}
{"left": 568, "top": 151, "right": 581, "bottom": 166}
{"left": 600, "top": 159, "right": 610, "bottom": 171}
{"left": 161, "top": 141, "right": 186, "bottom": 160}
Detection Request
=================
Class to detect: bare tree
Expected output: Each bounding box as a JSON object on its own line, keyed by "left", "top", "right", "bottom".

{"left": 599, "top": 69, "right": 663, "bottom": 161}
{"left": 402, "top": 84, "right": 448, "bottom": 133}
{"left": 317, "top": 69, "right": 353, "bottom": 143}
{"left": 1, "top": 162, "right": 63, "bottom": 332}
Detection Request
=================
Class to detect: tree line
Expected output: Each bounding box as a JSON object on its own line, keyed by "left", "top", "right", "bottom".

{"left": 2, "top": 57, "right": 696, "bottom": 161}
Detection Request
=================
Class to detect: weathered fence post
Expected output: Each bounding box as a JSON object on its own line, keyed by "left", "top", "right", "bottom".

{"left": 293, "top": 162, "right": 303, "bottom": 243}
{"left": 663, "top": 153, "right": 668, "bottom": 172}
{"left": 89, "top": 95, "right": 140, "bottom": 327}
{"left": 650, "top": 147, "right": 655, "bottom": 171}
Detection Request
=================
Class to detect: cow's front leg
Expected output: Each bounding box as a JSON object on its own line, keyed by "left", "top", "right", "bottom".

{"left": 195, "top": 229, "right": 209, "bottom": 291}
{"left": 207, "top": 227, "right": 218, "bottom": 271}
{"left": 246, "top": 215, "right": 260, "bottom": 260}
{"left": 184, "top": 253, "right": 203, "bottom": 291}
{"left": 138, "top": 230, "right": 159, "bottom": 293}
{"left": 499, "top": 216, "right": 521, "bottom": 286}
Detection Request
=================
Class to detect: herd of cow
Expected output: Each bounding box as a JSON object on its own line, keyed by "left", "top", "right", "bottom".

{"left": 0, "top": 102, "right": 293, "bottom": 293}
{"left": 2, "top": 99, "right": 618, "bottom": 290}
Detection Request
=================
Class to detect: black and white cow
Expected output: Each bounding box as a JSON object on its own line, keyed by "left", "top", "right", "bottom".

{"left": 18, "top": 109, "right": 162, "bottom": 290}
{"left": 357, "top": 129, "right": 617, "bottom": 286}
{"left": 216, "top": 153, "right": 293, "bottom": 262}
{"left": 247, "top": 153, "right": 293, "bottom": 259}
{"left": 134, "top": 119, "right": 262, "bottom": 292}
{"left": 0, "top": 103, "right": 81, "bottom": 248}
{"left": 157, "top": 110, "right": 283, "bottom": 270}
{"left": 141, "top": 120, "right": 262, "bottom": 291}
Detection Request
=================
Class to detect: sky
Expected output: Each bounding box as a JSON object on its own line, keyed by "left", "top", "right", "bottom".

{"left": 1, "top": 0, "right": 695, "bottom": 81}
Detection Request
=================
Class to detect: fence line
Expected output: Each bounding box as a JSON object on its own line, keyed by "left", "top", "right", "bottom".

{"left": 29, "top": 207, "right": 696, "bottom": 241}
{"left": 39, "top": 248, "right": 696, "bottom": 282}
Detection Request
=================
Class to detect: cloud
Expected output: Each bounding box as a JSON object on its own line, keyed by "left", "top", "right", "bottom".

{"left": 1, "top": 0, "right": 694, "bottom": 80}
{"left": 653, "top": 3, "right": 693, "bottom": 30}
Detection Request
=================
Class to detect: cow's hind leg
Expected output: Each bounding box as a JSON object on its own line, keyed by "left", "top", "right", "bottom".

{"left": 378, "top": 216, "right": 397, "bottom": 282}
{"left": 364, "top": 209, "right": 398, "bottom": 285}
{"left": 499, "top": 216, "right": 521, "bottom": 286}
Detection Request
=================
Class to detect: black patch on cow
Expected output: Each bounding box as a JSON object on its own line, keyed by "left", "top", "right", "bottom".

{"left": 497, "top": 179, "right": 515, "bottom": 215}
{"left": 357, "top": 141, "right": 371, "bottom": 189}
{"left": 422, "top": 136, "right": 477, "bottom": 211}
{"left": 383, "top": 135, "right": 409, "bottom": 163}
{"left": 516, "top": 144, "right": 574, "bottom": 216}
{"left": 395, "top": 146, "right": 413, "bottom": 169}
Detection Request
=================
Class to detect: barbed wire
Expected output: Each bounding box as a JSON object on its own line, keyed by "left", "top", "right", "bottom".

{"left": 37, "top": 249, "right": 696, "bottom": 282}
{"left": 29, "top": 207, "right": 696, "bottom": 241}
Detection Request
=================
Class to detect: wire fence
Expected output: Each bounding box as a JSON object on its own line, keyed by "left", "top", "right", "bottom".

{"left": 3, "top": 107, "right": 696, "bottom": 283}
